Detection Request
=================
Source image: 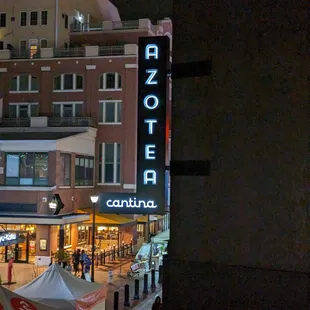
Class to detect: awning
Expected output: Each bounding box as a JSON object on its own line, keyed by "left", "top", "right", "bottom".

{"left": 137, "top": 215, "right": 158, "bottom": 223}
{"left": 152, "top": 229, "right": 170, "bottom": 243}
{"left": 0, "top": 212, "right": 90, "bottom": 225}
{"left": 79, "top": 209, "right": 135, "bottom": 226}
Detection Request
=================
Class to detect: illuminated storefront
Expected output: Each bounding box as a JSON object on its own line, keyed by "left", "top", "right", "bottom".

{"left": 0, "top": 224, "right": 36, "bottom": 263}
{"left": 0, "top": 213, "right": 89, "bottom": 263}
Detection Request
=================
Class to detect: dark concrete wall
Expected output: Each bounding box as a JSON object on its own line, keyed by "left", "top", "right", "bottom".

{"left": 165, "top": 0, "right": 309, "bottom": 308}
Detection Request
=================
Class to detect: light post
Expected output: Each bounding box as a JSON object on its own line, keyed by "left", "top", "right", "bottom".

{"left": 90, "top": 195, "right": 99, "bottom": 283}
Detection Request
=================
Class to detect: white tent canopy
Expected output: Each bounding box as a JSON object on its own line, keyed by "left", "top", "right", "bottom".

{"left": 152, "top": 229, "right": 170, "bottom": 243}
{"left": 15, "top": 263, "right": 106, "bottom": 309}
{"left": 0, "top": 285, "right": 58, "bottom": 310}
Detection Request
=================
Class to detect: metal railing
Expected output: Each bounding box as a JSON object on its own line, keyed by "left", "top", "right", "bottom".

{"left": 94, "top": 243, "right": 133, "bottom": 266}
{"left": 10, "top": 49, "right": 41, "bottom": 59}
{"left": 54, "top": 47, "right": 85, "bottom": 58}
{"left": 112, "top": 20, "right": 139, "bottom": 30}
{"left": 70, "top": 20, "right": 141, "bottom": 33}
{"left": 0, "top": 118, "right": 30, "bottom": 127}
{"left": 71, "top": 23, "right": 103, "bottom": 32}
{"left": 48, "top": 117, "right": 95, "bottom": 127}
{"left": 99, "top": 46, "right": 125, "bottom": 56}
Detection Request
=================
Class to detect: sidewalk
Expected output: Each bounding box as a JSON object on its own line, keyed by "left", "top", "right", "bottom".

{"left": 0, "top": 261, "right": 162, "bottom": 310}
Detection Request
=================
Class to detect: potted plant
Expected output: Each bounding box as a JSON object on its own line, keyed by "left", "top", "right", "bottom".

{"left": 54, "top": 249, "right": 70, "bottom": 264}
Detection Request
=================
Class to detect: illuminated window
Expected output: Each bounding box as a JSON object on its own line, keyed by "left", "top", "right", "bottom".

{"left": 99, "top": 143, "right": 121, "bottom": 184}
{"left": 99, "top": 73, "right": 122, "bottom": 90}
{"left": 54, "top": 74, "right": 83, "bottom": 91}
{"left": 5, "top": 153, "right": 48, "bottom": 186}
{"left": 99, "top": 100, "right": 122, "bottom": 124}
{"left": 9, "top": 74, "right": 39, "bottom": 92}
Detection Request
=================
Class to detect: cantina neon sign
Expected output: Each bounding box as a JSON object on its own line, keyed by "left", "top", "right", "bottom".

{"left": 100, "top": 36, "right": 169, "bottom": 214}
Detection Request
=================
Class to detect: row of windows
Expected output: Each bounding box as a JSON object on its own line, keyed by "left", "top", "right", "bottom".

{"left": 0, "top": 11, "right": 69, "bottom": 29}
{"left": 20, "top": 11, "right": 48, "bottom": 26}
{"left": 0, "top": 11, "right": 49, "bottom": 28}
{"left": 61, "top": 144, "right": 121, "bottom": 185}
{"left": 8, "top": 73, "right": 122, "bottom": 92}
{"left": 7, "top": 101, "right": 122, "bottom": 124}
{"left": 4, "top": 146, "right": 122, "bottom": 187}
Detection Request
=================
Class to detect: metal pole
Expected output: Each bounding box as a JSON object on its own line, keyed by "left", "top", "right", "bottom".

{"left": 91, "top": 202, "right": 96, "bottom": 282}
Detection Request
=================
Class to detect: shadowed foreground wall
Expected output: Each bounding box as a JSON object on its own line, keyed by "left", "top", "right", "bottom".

{"left": 164, "top": 0, "right": 309, "bottom": 308}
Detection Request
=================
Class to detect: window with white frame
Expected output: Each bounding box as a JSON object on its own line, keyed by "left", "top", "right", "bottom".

{"left": 98, "top": 143, "right": 121, "bottom": 184}
{"left": 20, "top": 12, "right": 27, "bottom": 26}
{"left": 54, "top": 74, "right": 83, "bottom": 91}
{"left": 8, "top": 103, "right": 38, "bottom": 118}
{"left": 0, "top": 13, "right": 6, "bottom": 28}
{"left": 40, "top": 39, "right": 47, "bottom": 48}
{"left": 9, "top": 74, "right": 39, "bottom": 92}
{"left": 41, "top": 11, "right": 48, "bottom": 25}
{"left": 30, "top": 11, "right": 38, "bottom": 26}
{"left": 99, "top": 100, "right": 122, "bottom": 124}
{"left": 20, "top": 40, "right": 27, "bottom": 50}
{"left": 53, "top": 102, "right": 83, "bottom": 117}
{"left": 99, "top": 73, "right": 122, "bottom": 90}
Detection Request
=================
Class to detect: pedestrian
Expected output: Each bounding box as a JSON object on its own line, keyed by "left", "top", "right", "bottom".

{"left": 80, "top": 249, "right": 87, "bottom": 272}
{"left": 72, "top": 249, "right": 80, "bottom": 276}
{"left": 7, "top": 256, "right": 14, "bottom": 284}
{"left": 151, "top": 296, "right": 163, "bottom": 310}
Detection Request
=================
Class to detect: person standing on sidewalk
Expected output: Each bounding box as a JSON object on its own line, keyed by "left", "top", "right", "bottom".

{"left": 80, "top": 250, "right": 87, "bottom": 273}
{"left": 152, "top": 296, "right": 163, "bottom": 310}
{"left": 72, "top": 249, "right": 80, "bottom": 276}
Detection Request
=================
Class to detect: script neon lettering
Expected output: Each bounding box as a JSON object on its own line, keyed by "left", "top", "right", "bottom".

{"left": 144, "top": 95, "right": 159, "bottom": 110}
{"left": 145, "top": 44, "right": 159, "bottom": 60}
{"left": 145, "top": 69, "right": 158, "bottom": 85}
{"left": 105, "top": 198, "right": 157, "bottom": 208}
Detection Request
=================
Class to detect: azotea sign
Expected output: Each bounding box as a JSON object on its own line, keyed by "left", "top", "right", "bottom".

{"left": 99, "top": 36, "right": 169, "bottom": 215}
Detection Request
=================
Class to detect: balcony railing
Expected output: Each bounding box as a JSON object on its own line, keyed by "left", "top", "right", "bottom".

{"left": 0, "top": 44, "right": 137, "bottom": 60}
{"left": 0, "top": 118, "right": 30, "bottom": 127}
{"left": 48, "top": 117, "right": 96, "bottom": 127}
{"left": 70, "top": 20, "right": 140, "bottom": 32}
{"left": 0, "top": 117, "right": 95, "bottom": 128}
{"left": 98, "top": 46, "right": 125, "bottom": 56}
{"left": 71, "top": 23, "right": 104, "bottom": 32}
{"left": 112, "top": 20, "right": 140, "bottom": 30}
{"left": 10, "top": 49, "right": 41, "bottom": 59}
{"left": 54, "top": 47, "right": 85, "bottom": 58}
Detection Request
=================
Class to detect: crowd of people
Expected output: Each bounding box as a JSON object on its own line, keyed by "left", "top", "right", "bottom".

{"left": 55, "top": 249, "right": 92, "bottom": 279}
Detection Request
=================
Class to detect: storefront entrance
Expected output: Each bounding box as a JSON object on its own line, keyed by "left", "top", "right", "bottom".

{"left": 0, "top": 231, "right": 29, "bottom": 263}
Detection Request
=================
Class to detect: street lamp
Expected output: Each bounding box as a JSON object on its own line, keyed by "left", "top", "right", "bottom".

{"left": 90, "top": 195, "right": 99, "bottom": 283}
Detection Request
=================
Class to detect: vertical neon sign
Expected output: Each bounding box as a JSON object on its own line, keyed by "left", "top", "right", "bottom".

{"left": 100, "top": 36, "right": 169, "bottom": 214}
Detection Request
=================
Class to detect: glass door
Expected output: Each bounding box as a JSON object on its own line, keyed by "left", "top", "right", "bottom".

{"left": 16, "top": 232, "right": 28, "bottom": 262}
{"left": 29, "top": 39, "right": 38, "bottom": 59}
{"left": 5, "top": 232, "right": 29, "bottom": 263}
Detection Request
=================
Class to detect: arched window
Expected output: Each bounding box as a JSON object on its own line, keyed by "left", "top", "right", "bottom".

{"left": 9, "top": 74, "right": 39, "bottom": 92}
{"left": 99, "top": 73, "right": 122, "bottom": 90}
{"left": 53, "top": 74, "right": 83, "bottom": 91}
